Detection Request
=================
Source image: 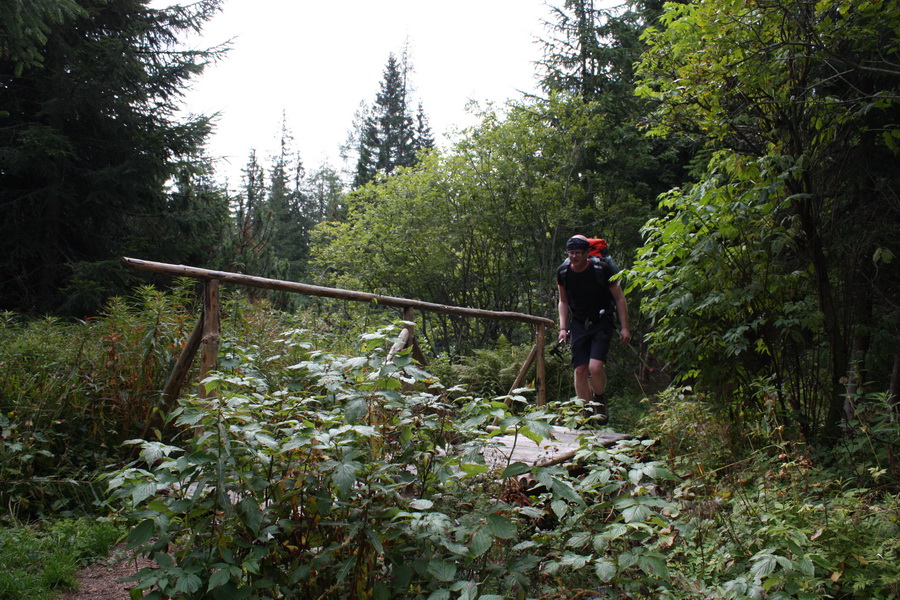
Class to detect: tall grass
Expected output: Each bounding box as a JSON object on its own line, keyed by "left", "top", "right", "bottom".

{"left": 0, "top": 282, "right": 200, "bottom": 521}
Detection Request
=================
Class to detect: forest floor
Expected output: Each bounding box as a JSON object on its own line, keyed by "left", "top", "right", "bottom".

{"left": 59, "top": 544, "right": 150, "bottom": 600}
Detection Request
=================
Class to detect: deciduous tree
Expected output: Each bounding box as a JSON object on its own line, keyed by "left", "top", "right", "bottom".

{"left": 632, "top": 0, "right": 900, "bottom": 440}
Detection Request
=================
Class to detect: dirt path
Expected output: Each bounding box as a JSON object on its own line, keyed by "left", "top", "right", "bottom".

{"left": 58, "top": 545, "right": 150, "bottom": 600}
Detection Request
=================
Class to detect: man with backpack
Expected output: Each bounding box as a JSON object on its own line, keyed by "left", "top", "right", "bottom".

{"left": 557, "top": 235, "right": 631, "bottom": 425}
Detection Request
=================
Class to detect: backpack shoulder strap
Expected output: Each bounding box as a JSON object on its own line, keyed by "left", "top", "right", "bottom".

{"left": 589, "top": 256, "right": 608, "bottom": 284}
{"left": 556, "top": 259, "right": 571, "bottom": 285}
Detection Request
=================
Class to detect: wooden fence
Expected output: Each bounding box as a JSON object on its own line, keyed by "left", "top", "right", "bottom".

{"left": 121, "top": 257, "right": 555, "bottom": 406}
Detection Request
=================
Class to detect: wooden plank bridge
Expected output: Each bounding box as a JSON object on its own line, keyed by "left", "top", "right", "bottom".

{"left": 486, "top": 426, "right": 630, "bottom": 470}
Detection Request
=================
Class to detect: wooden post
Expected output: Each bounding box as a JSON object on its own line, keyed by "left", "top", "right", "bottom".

{"left": 199, "top": 279, "right": 220, "bottom": 398}
{"left": 535, "top": 324, "right": 546, "bottom": 405}
{"left": 161, "top": 314, "right": 204, "bottom": 406}
{"left": 505, "top": 326, "right": 547, "bottom": 405}
{"left": 507, "top": 343, "right": 540, "bottom": 405}
{"left": 388, "top": 307, "right": 417, "bottom": 363}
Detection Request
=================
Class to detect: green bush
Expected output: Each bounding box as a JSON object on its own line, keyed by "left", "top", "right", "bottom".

{"left": 0, "top": 284, "right": 200, "bottom": 521}
{"left": 107, "top": 323, "right": 682, "bottom": 599}
{"left": 637, "top": 384, "right": 900, "bottom": 600}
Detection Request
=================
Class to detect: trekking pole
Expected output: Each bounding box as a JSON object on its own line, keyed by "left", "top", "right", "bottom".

{"left": 549, "top": 339, "right": 567, "bottom": 362}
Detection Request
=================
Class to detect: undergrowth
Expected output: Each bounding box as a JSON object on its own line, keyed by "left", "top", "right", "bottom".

{"left": 1, "top": 290, "right": 897, "bottom": 599}
{"left": 0, "top": 518, "right": 124, "bottom": 600}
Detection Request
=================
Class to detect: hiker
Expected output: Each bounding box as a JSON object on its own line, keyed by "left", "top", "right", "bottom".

{"left": 557, "top": 235, "right": 631, "bottom": 425}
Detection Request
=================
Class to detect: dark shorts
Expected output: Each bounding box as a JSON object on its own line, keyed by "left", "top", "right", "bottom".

{"left": 570, "top": 317, "right": 614, "bottom": 367}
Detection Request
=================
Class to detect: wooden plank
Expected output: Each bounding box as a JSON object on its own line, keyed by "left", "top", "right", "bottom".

{"left": 484, "top": 426, "right": 630, "bottom": 470}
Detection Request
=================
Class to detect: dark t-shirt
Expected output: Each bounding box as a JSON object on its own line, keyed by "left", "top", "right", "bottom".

{"left": 557, "top": 257, "right": 618, "bottom": 322}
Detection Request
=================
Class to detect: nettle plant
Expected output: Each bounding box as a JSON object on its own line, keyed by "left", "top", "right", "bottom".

{"left": 107, "top": 323, "right": 681, "bottom": 599}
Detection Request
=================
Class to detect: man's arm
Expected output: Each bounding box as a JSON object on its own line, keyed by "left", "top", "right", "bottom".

{"left": 609, "top": 283, "right": 631, "bottom": 344}
{"left": 557, "top": 283, "right": 570, "bottom": 342}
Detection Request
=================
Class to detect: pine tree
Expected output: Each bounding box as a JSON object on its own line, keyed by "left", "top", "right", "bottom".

{"left": 267, "top": 118, "right": 312, "bottom": 283}
{"left": 228, "top": 150, "right": 274, "bottom": 276}
{"left": 353, "top": 52, "right": 432, "bottom": 188}
{"left": 0, "top": 0, "right": 227, "bottom": 314}
{"left": 308, "top": 166, "right": 346, "bottom": 221}
{"left": 536, "top": 0, "right": 690, "bottom": 252}
{"left": 413, "top": 101, "right": 435, "bottom": 157}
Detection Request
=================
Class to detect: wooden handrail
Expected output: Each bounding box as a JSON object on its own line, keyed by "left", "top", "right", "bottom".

{"left": 122, "top": 257, "right": 554, "bottom": 327}
{"left": 122, "top": 257, "right": 552, "bottom": 405}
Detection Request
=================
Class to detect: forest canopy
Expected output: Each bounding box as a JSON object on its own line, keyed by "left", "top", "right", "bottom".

{"left": 1, "top": 0, "right": 898, "bottom": 442}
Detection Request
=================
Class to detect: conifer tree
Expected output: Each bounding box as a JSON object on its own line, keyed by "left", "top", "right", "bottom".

{"left": 308, "top": 166, "right": 346, "bottom": 222}
{"left": 0, "top": 0, "right": 227, "bottom": 314}
{"left": 413, "top": 102, "right": 435, "bottom": 157}
{"left": 536, "top": 0, "right": 689, "bottom": 253}
{"left": 352, "top": 52, "right": 432, "bottom": 187}
{"left": 267, "top": 119, "right": 312, "bottom": 283}
{"left": 228, "top": 150, "right": 274, "bottom": 276}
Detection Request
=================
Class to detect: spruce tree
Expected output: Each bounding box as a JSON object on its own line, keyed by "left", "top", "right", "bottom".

{"left": 267, "top": 119, "right": 312, "bottom": 283}
{"left": 413, "top": 102, "right": 435, "bottom": 157}
{"left": 537, "top": 0, "right": 690, "bottom": 253}
{"left": 0, "top": 0, "right": 226, "bottom": 314}
{"left": 353, "top": 52, "right": 432, "bottom": 188}
{"left": 228, "top": 150, "right": 274, "bottom": 276}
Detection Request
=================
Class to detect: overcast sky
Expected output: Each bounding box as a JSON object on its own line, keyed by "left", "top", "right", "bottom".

{"left": 167, "top": 0, "right": 566, "bottom": 186}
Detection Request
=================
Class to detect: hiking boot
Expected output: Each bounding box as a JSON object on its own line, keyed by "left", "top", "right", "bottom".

{"left": 591, "top": 393, "right": 609, "bottom": 425}
{"left": 580, "top": 394, "right": 609, "bottom": 427}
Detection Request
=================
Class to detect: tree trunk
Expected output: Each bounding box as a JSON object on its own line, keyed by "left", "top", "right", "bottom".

{"left": 795, "top": 195, "right": 847, "bottom": 440}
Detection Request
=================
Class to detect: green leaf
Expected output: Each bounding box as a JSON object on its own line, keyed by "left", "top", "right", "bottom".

{"left": 344, "top": 397, "right": 368, "bottom": 423}
{"left": 207, "top": 568, "right": 231, "bottom": 591}
{"left": 486, "top": 513, "right": 517, "bottom": 539}
{"left": 594, "top": 558, "right": 617, "bottom": 582}
{"left": 426, "top": 559, "right": 456, "bottom": 582}
{"left": 331, "top": 460, "right": 360, "bottom": 496}
{"left": 622, "top": 503, "right": 652, "bottom": 523}
{"left": 126, "top": 519, "right": 155, "bottom": 549}
{"left": 236, "top": 497, "right": 262, "bottom": 535}
{"left": 551, "top": 499, "right": 568, "bottom": 519}
{"left": 560, "top": 552, "right": 591, "bottom": 569}
{"left": 550, "top": 477, "right": 581, "bottom": 503}
{"left": 403, "top": 364, "right": 432, "bottom": 380}
{"left": 469, "top": 528, "right": 492, "bottom": 557}
{"left": 500, "top": 462, "right": 530, "bottom": 478}
{"left": 601, "top": 523, "right": 629, "bottom": 541}
{"left": 131, "top": 481, "right": 158, "bottom": 506}
{"left": 460, "top": 463, "right": 488, "bottom": 476}
{"left": 751, "top": 553, "right": 777, "bottom": 579}
{"left": 175, "top": 573, "right": 202, "bottom": 595}
{"left": 637, "top": 554, "right": 670, "bottom": 579}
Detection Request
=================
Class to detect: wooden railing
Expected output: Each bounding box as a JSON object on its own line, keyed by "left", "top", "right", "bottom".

{"left": 121, "top": 257, "right": 554, "bottom": 406}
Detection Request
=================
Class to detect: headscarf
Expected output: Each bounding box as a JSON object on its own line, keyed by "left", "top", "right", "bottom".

{"left": 565, "top": 236, "right": 590, "bottom": 251}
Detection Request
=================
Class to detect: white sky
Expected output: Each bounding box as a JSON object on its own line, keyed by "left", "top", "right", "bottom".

{"left": 167, "top": 0, "right": 563, "bottom": 187}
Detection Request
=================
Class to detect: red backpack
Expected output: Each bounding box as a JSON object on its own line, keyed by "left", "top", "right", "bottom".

{"left": 587, "top": 238, "right": 610, "bottom": 259}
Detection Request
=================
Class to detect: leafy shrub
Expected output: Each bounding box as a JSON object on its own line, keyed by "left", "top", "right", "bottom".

{"left": 637, "top": 386, "right": 737, "bottom": 473}
{"left": 0, "top": 284, "right": 199, "bottom": 520}
{"left": 836, "top": 391, "right": 900, "bottom": 486}
{"left": 666, "top": 448, "right": 900, "bottom": 600}
{"left": 107, "top": 323, "right": 683, "bottom": 599}
{"left": 443, "top": 335, "right": 571, "bottom": 403}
